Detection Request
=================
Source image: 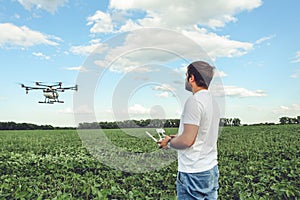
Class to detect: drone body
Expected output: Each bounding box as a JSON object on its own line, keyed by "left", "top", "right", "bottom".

{"left": 21, "top": 82, "right": 78, "bottom": 104}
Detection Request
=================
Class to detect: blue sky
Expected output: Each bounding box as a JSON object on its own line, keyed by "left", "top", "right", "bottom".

{"left": 0, "top": 0, "right": 299, "bottom": 126}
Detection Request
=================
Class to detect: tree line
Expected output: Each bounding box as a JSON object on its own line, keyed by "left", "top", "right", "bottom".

{"left": 78, "top": 118, "right": 243, "bottom": 129}
{"left": 72, "top": 116, "right": 300, "bottom": 129}
{"left": 1, "top": 116, "right": 298, "bottom": 130}
{"left": 78, "top": 119, "right": 181, "bottom": 129}
{"left": 0, "top": 122, "right": 74, "bottom": 130}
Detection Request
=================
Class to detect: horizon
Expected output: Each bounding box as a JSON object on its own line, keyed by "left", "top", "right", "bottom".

{"left": 1, "top": 115, "right": 298, "bottom": 128}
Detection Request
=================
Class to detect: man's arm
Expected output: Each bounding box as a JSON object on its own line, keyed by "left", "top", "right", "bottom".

{"left": 158, "top": 124, "right": 199, "bottom": 149}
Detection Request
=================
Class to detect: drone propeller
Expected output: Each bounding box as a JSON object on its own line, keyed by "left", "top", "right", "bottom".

{"left": 15, "top": 82, "right": 25, "bottom": 87}
{"left": 34, "top": 81, "right": 47, "bottom": 85}
{"left": 17, "top": 83, "right": 30, "bottom": 94}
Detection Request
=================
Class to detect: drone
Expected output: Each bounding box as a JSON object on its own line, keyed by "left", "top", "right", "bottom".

{"left": 20, "top": 82, "right": 78, "bottom": 104}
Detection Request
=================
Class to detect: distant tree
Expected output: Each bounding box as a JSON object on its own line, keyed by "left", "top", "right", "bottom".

{"left": 288, "top": 117, "right": 297, "bottom": 124}
{"left": 219, "top": 118, "right": 241, "bottom": 126}
{"left": 279, "top": 117, "right": 288, "bottom": 125}
{"left": 265, "top": 122, "right": 275, "bottom": 126}
{"left": 279, "top": 116, "right": 299, "bottom": 125}
{"left": 232, "top": 118, "right": 241, "bottom": 126}
{"left": 140, "top": 119, "right": 151, "bottom": 127}
{"left": 78, "top": 122, "right": 100, "bottom": 129}
{"left": 171, "top": 119, "right": 180, "bottom": 127}
{"left": 219, "top": 118, "right": 226, "bottom": 126}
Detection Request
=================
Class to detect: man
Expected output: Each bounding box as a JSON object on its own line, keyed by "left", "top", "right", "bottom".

{"left": 159, "top": 61, "right": 220, "bottom": 199}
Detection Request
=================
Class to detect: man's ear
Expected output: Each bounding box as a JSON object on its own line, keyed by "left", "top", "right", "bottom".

{"left": 189, "top": 74, "right": 195, "bottom": 82}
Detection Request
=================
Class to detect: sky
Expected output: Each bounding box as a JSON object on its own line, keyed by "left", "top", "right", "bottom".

{"left": 0, "top": 0, "right": 299, "bottom": 127}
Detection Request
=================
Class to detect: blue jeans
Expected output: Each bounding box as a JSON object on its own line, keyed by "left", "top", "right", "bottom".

{"left": 176, "top": 165, "right": 219, "bottom": 200}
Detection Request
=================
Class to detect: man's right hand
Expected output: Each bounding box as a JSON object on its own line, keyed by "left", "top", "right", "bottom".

{"left": 157, "top": 135, "right": 171, "bottom": 149}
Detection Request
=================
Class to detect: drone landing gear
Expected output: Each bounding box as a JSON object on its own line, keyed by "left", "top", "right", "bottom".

{"left": 38, "top": 97, "right": 64, "bottom": 104}
{"left": 54, "top": 98, "right": 64, "bottom": 103}
{"left": 39, "top": 100, "right": 54, "bottom": 104}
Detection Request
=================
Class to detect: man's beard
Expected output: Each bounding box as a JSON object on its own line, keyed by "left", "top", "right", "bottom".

{"left": 185, "top": 79, "right": 192, "bottom": 92}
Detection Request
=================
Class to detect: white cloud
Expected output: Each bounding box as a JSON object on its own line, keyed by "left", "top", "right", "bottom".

{"left": 128, "top": 104, "right": 150, "bottom": 115}
{"left": 291, "top": 51, "right": 300, "bottom": 63}
{"left": 155, "top": 92, "right": 169, "bottom": 98}
{"left": 65, "top": 66, "right": 89, "bottom": 72}
{"left": 153, "top": 84, "right": 176, "bottom": 98}
{"left": 91, "top": 30, "right": 198, "bottom": 73}
{"left": 83, "top": 0, "right": 263, "bottom": 64}
{"left": 87, "top": 10, "right": 114, "bottom": 33}
{"left": 293, "top": 104, "right": 300, "bottom": 110}
{"left": 182, "top": 27, "right": 253, "bottom": 60}
{"left": 290, "top": 72, "right": 299, "bottom": 79}
{"left": 224, "top": 85, "right": 267, "bottom": 98}
{"left": 255, "top": 34, "right": 276, "bottom": 45}
{"left": 109, "top": 0, "right": 262, "bottom": 29}
{"left": 90, "top": 28, "right": 213, "bottom": 73}
{"left": 94, "top": 60, "right": 108, "bottom": 68}
{"left": 17, "top": 0, "right": 68, "bottom": 14}
{"left": 152, "top": 84, "right": 175, "bottom": 92}
{"left": 32, "top": 52, "right": 50, "bottom": 60}
{"left": 58, "top": 107, "right": 74, "bottom": 114}
{"left": 174, "top": 65, "right": 188, "bottom": 75}
{"left": 94, "top": 57, "right": 154, "bottom": 73}
{"left": 118, "top": 19, "right": 143, "bottom": 33}
{"left": 69, "top": 40, "right": 106, "bottom": 56}
{"left": 69, "top": 44, "right": 96, "bottom": 56}
{"left": 215, "top": 70, "right": 227, "bottom": 78}
{"left": 0, "top": 23, "right": 61, "bottom": 48}
{"left": 272, "top": 104, "right": 300, "bottom": 115}
{"left": 82, "top": 1, "right": 264, "bottom": 72}
{"left": 91, "top": 27, "right": 253, "bottom": 64}
{"left": 59, "top": 105, "right": 93, "bottom": 114}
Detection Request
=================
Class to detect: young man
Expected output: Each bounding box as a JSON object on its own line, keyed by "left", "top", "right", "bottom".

{"left": 159, "top": 61, "right": 220, "bottom": 199}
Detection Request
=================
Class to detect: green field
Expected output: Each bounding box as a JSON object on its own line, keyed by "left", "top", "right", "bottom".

{"left": 0, "top": 125, "right": 299, "bottom": 199}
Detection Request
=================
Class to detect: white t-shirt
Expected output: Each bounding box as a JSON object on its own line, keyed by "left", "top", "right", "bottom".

{"left": 177, "top": 90, "right": 220, "bottom": 173}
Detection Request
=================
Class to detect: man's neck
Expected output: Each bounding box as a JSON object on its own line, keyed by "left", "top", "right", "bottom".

{"left": 192, "top": 86, "right": 207, "bottom": 94}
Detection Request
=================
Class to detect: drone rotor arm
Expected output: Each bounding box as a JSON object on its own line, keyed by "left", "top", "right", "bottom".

{"left": 22, "top": 85, "right": 45, "bottom": 90}
{"left": 59, "top": 85, "right": 78, "bottom": 91}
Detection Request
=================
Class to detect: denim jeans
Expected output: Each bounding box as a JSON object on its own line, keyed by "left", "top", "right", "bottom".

{"left": 176, "top": 165, "right": 219, "bottom": 200}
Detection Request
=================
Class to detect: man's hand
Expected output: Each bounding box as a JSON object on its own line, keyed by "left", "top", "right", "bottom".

{"left": 157, "top": 135, "right": 171, "bottom": 149}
